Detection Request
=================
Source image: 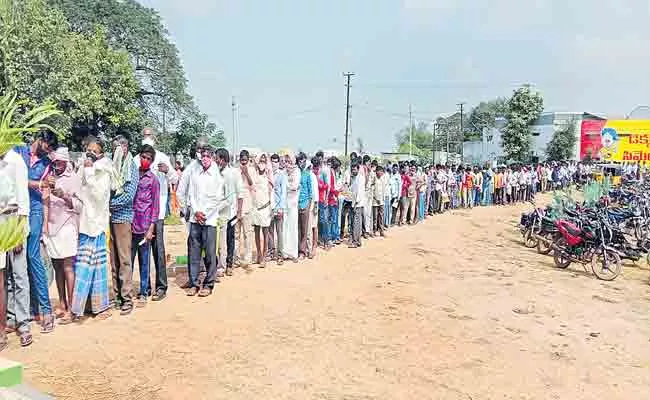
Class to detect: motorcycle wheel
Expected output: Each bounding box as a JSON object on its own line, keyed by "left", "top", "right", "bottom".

{"left": 523, "top": 228, "right": 537, "bottom": 248}
{"left": 591, "top": 249, "right": 622, "bottom": 281}
{"left": 552, "top": 237, "right": 572, "bottom": 269}
{"left": 536, "top": 232, "right": 555, "bottom": 255}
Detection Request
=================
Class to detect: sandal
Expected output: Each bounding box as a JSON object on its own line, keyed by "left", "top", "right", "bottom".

{"left": 120, "top": 303, "right": 134, "bottom": 316}
{"left": 19, "top": 331, "right": 33, "bottom": 347}
{"left": 277, "top": 258, "right": 284, "bottom": 266}
{"left": 197, "top": 287, "right": 212, "bottom": 297}
{"left": 186, "top": 287, "right": 199, "bottom": 296}
{"left": 95, "top": 310, "right": 112, "bottom": 320}
{"left": 41, "top": 315, "right": 55, "bottom": 334}
{"left": 58, "top": 313, "right": 76, "bottom": 325}
{"left": 152, "top": 290, "right": 166, "bottom": 302}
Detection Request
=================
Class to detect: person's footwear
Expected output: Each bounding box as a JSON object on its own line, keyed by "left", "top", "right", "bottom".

{"left": 152, "top": 290, "right": 166, "bottom": 302}
{"left": 40, "top": 315, "right": 55, "bottom": 334}
{"left": 135, "top": 296, "right": 147, "bottom": 308}
{"left": 186, "top": 287, "right": 199, "bottom": 296}
{"left": 18, "top": 330, "right": 32, "bottom": 347}
{"left": 95, "top": 310, "right": 112, "bottom": 320}
{"left": 216, "top": 269, "right": 225, "bottom": 278}
{"left": 225, "top": 267, "right": 233, "bottom": 276}
{"left": 180, "top": 281, "right": 192, "bottom": 289}
{"left": 198, "top": 287, "right": 213, "bottom": 297}
{"left": 277, "top": 258, "right": 284, "bottom": 266}
{"left": 348, "top": 243, "right": 360, "bottom": 248}
{"left": 112, "top": 300, "right": 123, "bottom": 310}
{"left": 120, "top": 303, "right": 134, "bottom": 316}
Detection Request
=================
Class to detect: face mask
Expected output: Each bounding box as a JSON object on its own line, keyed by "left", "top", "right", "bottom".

{"left": 142, "top": 137, "right": 155, "bottom": 147}
{"left": 201, "top": 156, "right": 212, "bottom": 169}
{"left": 140, "top": 158, "right": 152, "bottom": 171}
{"left": 271, "top": 161, "right": 279, "bottom": 171}
{"left": 86, "top": 152, "right": 98, "bottom": 163}
{"left": 259, "top": 164, "right": 267, "bottom": 173}
{"left": 53, "top": 162, "right": 66, "bottom": 176}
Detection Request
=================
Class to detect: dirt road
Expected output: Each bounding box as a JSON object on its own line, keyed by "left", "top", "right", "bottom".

{"left": 5, "top": 197, "right": 650, "bottom": 399}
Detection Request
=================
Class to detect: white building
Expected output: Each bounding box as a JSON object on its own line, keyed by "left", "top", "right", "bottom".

{"left": 462, "top": 111, "right": 605, "bottom": 164}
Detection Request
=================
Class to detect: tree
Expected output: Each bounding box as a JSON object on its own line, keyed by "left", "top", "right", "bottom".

{"left": 49, "top": 0, "right": 193, "bottom": 128}
{"left": 158, "top": 109, "right": 224, "bottom": 158}
{"left": 395, "top": 121, "right": 446, "bottom": 163}
{"left": 0, "top": 0, "right": 142, "bottom": 143}
{"left": 501, "top": 85, "right": 544, "bottom": 162}
{"left": 546, "top": 118, "right": 577, "bottom": 161}
{"left": 466, "top": 98, "right": 507, "bottom": 141}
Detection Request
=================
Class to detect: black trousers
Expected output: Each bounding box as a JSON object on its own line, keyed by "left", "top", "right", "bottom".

{"left": 340, "top": 200, "right": 353, "bottom": 238}
{"left": 226, "top": 216, "right": 236, "bottom": 268}
{"left": 148, "top": 219, "right": 168, "bottom": 294}
{"left": 189, "top": 223, "right": 218, "bottom": 289}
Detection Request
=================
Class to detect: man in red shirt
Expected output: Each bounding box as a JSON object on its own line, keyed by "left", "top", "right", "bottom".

{"left": 399, "top": 163, "right": 411, "bottom": 226}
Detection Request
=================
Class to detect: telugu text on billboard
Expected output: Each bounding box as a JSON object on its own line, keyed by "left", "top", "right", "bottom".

{"left": 580, "top": 120, "right": 650, "bottom": 162}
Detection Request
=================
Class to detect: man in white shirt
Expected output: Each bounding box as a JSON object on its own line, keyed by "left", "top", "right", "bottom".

{"left": 186, "top": 146, "right": 228, "bottom": 297}
{"left": 236, "top": 150, "right": 255, "bottom": 266}
{"left": 215, "top": 148, "right": 241, "bottom": 277}
{"left": 176, "top": 136, "right": 208, "bottom": 286}
{"left": 0, "top": 147, "right": 31, "bottom": 348}
{"left": 135, "top": 129, "right": 178, "bottom": 301}
{"left": 70, "top": 137, "right": 114, "bottom": 320}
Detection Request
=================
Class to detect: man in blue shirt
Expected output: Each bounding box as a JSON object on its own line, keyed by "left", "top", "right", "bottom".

{"left": 15, "top": 130, "right": 58, "bottom": 333}
{"left": 269, "top": 153, "right": 287, "bottom": 265}
{"left": 296, "top": 152, "right": 312, "bottom": 259}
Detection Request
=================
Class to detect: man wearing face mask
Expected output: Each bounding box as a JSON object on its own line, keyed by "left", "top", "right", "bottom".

{"left": 215, "top": 148, "right": 241, "bottom": 277}
{"left": 109, "top": 135, "right": 138, "bottom": 315}
{"left": 70, "top": 137, "right": 116, "bottom": 321}
{"left": 177, "top": 136, "right": 209, "bottom": 287}
{"left": 186, "top": 146, "right": 228, "bottom": 297}
{"left": 14, "top": 130, "right": 58, "bottom": 333}
{"left": 269, "top": 153, "right": 287, "bottom": 265}
{"left": 133, "top": 128, "right": 176, "bottom": 301}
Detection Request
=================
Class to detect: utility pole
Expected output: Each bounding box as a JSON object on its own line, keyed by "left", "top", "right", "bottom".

{"left": 161, "top": 96, "right": 166, "bottom": 135}
{"left": 409, "top": 104, "right": 413, "bottom": 159}
{"left": 231, "top": 96, "right": 237, "bottom": 162}
{"left": 458, "top": 102, "right": 465, "bottom": 163}
{"left": 432, "top": 122, "right": 436, "bottom": 165}
{"left": 343, "top": 72, "right": 355, "bottom": 156}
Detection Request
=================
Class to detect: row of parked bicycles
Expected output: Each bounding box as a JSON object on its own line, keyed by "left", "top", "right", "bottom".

{"left": 519, "top": 180, "right": 650, "bottom": 281}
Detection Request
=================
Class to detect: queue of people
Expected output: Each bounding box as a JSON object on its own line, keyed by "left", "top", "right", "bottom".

{"left": 0, "top": 127, "right": 594, "bottom": 352}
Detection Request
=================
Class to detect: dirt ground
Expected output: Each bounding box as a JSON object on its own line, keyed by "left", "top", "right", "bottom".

{"left": 4, "top": 195, "right": 650, "bottom": 400}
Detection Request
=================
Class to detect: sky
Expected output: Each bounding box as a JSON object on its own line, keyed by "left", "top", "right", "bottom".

{"left": 140, "top": 0, "right": 650, "bottom": 153}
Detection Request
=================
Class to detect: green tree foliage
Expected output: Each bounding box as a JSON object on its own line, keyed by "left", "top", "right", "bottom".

{"left": 157, "top": 110, "right": 225, "bottom": 158}
{"left": 545, "top": 118, "right": 577, "bottom": 161}
{"left": 395, "top": 121, "right": 446, "bottom": 163}
{"left": 0, "top": 0, "right": 142, "bottom": 142}
{"left": 49, "top": 0, "right": 192, "bottom": 124}
{"left": 501, "top": 85, "right": 544, "bottom": 162}
{"left": 466, "top": 98, "right": 507, "bottom": 141}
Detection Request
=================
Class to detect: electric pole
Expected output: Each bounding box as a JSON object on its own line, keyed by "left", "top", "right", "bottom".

{"left": 409, "top": 104, "right": 413, "bottom": 159}
{"left": 231, "top": 96, "right": 237, "bottom": 162}
{"left": 458, "top": 102, "right": 465, "bottom": 163}
{"left": 343, "top": 72, "right": 354, "bottom": 157}
{"left": 432, "top": 122, "right": 436, "bottom": 165}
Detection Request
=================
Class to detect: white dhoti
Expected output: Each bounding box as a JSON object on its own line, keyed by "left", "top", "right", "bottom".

{"left": 282, "top": 206, "right": 298, "bottom": 259}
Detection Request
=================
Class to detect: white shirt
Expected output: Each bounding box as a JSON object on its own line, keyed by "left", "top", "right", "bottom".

{"left": 220, "top": 166, "right": 242, "bottom": 219}
{"left": 177, "top": 159, "right": 201, "bottom": 209}
{"left": 0, "top": 149, "right": 29, "bottom": 217}
{"left": 79, "top": 157, "right": 113, "bottom": 237}
{"left": 134, "top": 151, "right": 177, "bottom": 220}
{"left": 188, "top": 164, "right": 228, "bottom": 227}
{"left": 310, "top": 170, "right": 319, "bottom": 206}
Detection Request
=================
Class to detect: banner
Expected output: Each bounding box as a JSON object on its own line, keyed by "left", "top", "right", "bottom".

{"left": 580, "top": 120, "right": 650, "bottom": 162}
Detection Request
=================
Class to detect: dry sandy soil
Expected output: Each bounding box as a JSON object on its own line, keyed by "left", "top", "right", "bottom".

{"left": 4, "top": 195, "right": 650, "bottom": 400}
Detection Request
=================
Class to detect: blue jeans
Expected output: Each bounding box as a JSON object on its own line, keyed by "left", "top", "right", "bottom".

{"left": 27, "top": 210, "right": 51, "bottom": 317}
{"left": 131, "top": 233, "right": 151, "bottom": 297}
{"left": 328, "top": 204, "right": 340, "bottom": 241}
{"left": 318, "top": 203, "right": 330, "bottom": 243}
{"left": 383, "top": 198, "right": 391, "bottom": 226}
{"left": 418, "top": 192, "right": 426, "bottom": 220}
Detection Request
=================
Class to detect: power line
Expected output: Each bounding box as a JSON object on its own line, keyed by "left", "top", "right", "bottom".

{"left": 343, "top": 72, "right": 355, "bottom": 157}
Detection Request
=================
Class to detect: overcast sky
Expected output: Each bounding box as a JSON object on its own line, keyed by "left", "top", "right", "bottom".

{"left": 140, "top": 0, "right": 650, "bottom": 152}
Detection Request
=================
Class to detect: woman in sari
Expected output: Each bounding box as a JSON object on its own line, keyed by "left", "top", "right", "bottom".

{"left": 251, "top": 153, "right": 273, "bottom": 267}
{"left": 282, "top": 153, "right": 300, "bottom": 261}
